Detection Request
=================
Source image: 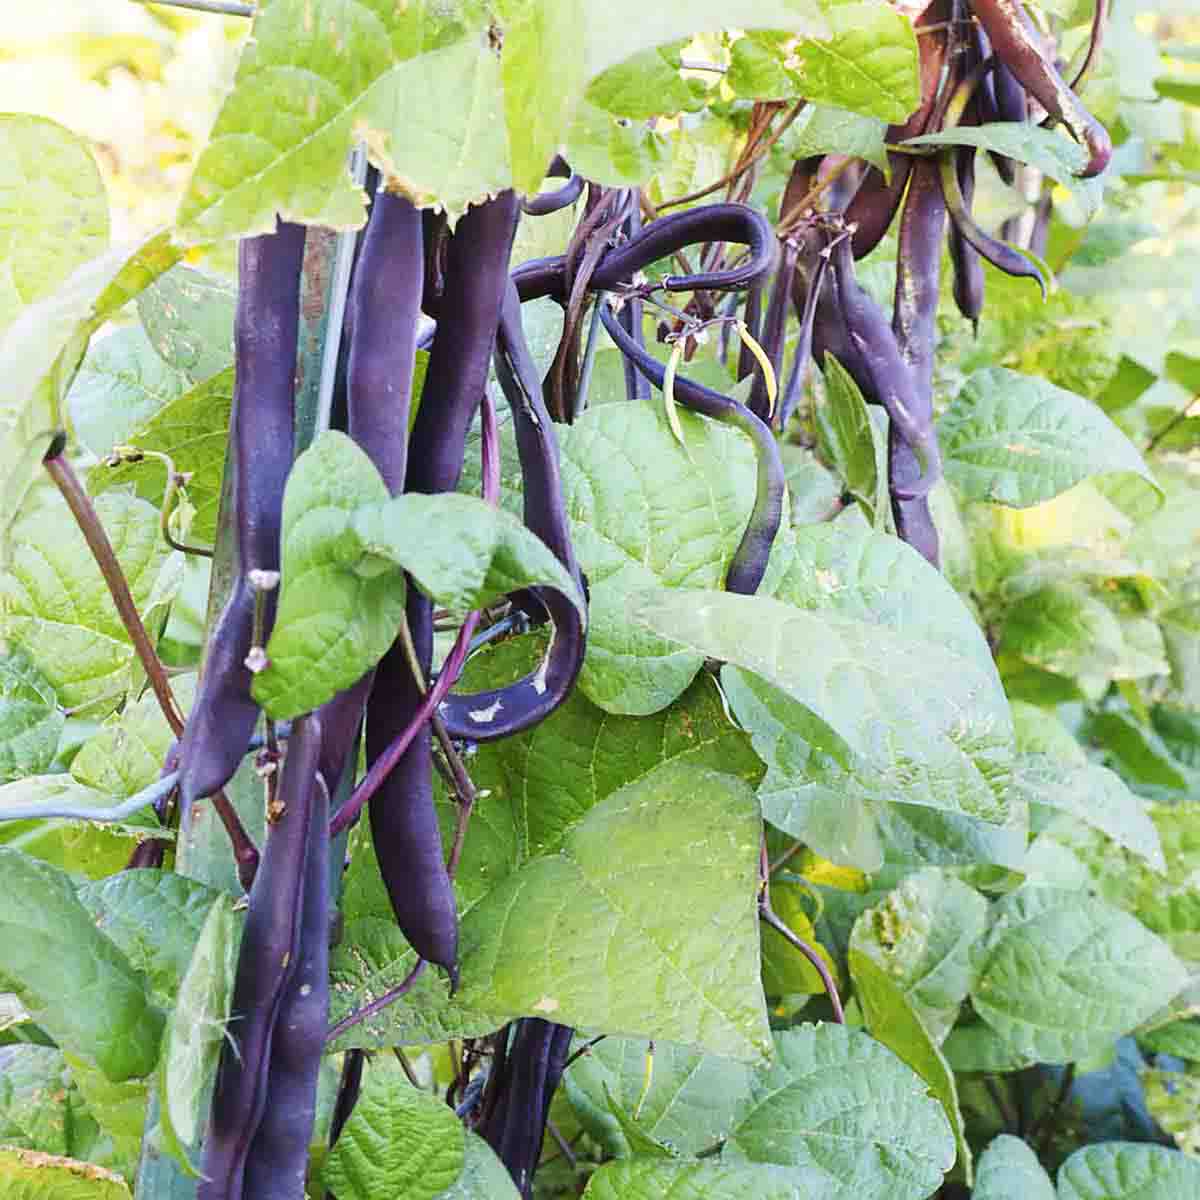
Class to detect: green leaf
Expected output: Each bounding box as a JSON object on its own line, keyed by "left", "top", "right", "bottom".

{"left": 0, "top": 115, "right": 109, "bottom": 340}
{"left": 584, "top": 45, "right": 705, "bottom": 120}
{"left": 558, "top": 399, "right": 767, "bottom": 715}
{"left": 1143, "top": 1069, "right": 1200, "bottom": 1155}
{"left": 788, "top": 0, "right": 919, "bottom": 122}
{"left": 87, "top": 367, "right": 232, "bottom": 548}
{"left": 1084, "top": 710, "right": 1189, "bottom": 793}
{"left": 725, "top": 1024, "right": 954, "bottom": 1198}
{"left": 1009, "top": 755, "right": 1165, "bottom": 872}
{"left": 254, "top": 430, "right": 583, "bottom": 719}
{"left": 0, "top": 649, "right": 64, "bottom": 784}
{"left": 1139, "top": 1019, "right": 1200, "bottom": 1061}
{"left": 66, "top": 326, "right": 194, "bottom": 459}
{"left": 435, "top": 1132, "right": 520, "bottom": 1199}
{"left": 631, "top": 588, "right": 1014, "bottom": 872}
{"left": 848, "top": 946, "right": 971, "bottom": 1184}
{"left": 178, "top": 3, "right": 504, "bottom": 239}
{"left": 0, "top": 1147, "right": 131, "bottom": 1199}
{"left": 1155, "top": 77, "right": 1200, "bottom": 106}
{"left": 728, "top": 33, "right": 799, "bottom": 100}
{"left": 0, "top": 848, "right": 164, "bottom": 1082}
{"left": 458, "top": 759, "right": 771, "bottom": 1063}
{"left": 904, "top": 123, "right": 1103, "bottom": 216}
{"left": 0, "top": 230, "right": 179, "bottom": 543}
{"left": 76, "top": 870, "right": 225, "bottom": 1006}
{"left": 135, "top": 265, "right": 235, "bottom": 383}
{"left": 157, "top": 894, "right": 239, "bottom": 1175}
{"left": 969, "top": 886, "right": 1189, "bottom": 1063}
{"left": 941, "top": 1021, "right": 1036, "bottom": 1074}
{"left": 60, "top": 1052, "right": 149, "bottom": 1183}
{"left": 0, "top": 1045, "right": 87, "bottom": 1157}
{"left": 972, "top": 1133, "right": 1055, "bottom": 1200}
{"left": 762, "top": 880, "right": 839, "bottom": 999}
{"left": 785, "top": 103, "right": 890, "bottom": 173}
{"left": 1057, "top": 1142, "right": 1200, "bottom": 1200}
{"left": 565, "top": 1036, "right": 754, "bottom": 1158}
{"left": 320, "top": 1055, "right": 465, "bottom": 1200}
{"left": 938, "top": 368, "right": 1161, "bottom": 509}
{"left": 601, "top": 1083, "right": 677, "bottom": 1157}
{"left": 582, "top": 1159, "right": 795, "bottom": 1199}
{"left": 1, "top": 489, "right": 173, "bottom": 711}
{"left": 815, "top": 352, "right": 884, "bottom": 519}
{"left": 848, "top": 868, "right": 987, "bottom": 1044}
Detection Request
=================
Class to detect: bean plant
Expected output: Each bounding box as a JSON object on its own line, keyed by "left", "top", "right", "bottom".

{"left": 1, "top": 1, "right": 1199, "bottom": 1198}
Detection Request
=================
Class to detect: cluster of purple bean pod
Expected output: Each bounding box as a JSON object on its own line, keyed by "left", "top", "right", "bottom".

{"left": 172, "top": 2, "right": 1109, "bottom": 1189}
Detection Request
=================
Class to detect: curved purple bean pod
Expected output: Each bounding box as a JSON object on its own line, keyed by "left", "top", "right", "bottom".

{"left": 590, "top": 203, "right": 776, "bottom": 294}
{"left": 938, "top": 150, "right": 1047, "bottom": 296}
{"left": 948, "top": 149, "right": 985, "bottom": 332}
{"left": 599, "top": 300, "right": 784, "bottom": 595}
{"left": 778, "top": 245, "right": 829, "bottom": 432}
{"left": 241, "top": 771, "right": 330, "bottom": 1200}
{"left": 969, "top": 0, "right": 1112, "bottom": 177}
{"left": 522, "top": 155, "right": 584, "bottom": 217}
{"left": 178, "top": 222, "right": 304, "bottom": 812}
{"left": 891, "top": 158, "right": 947, "bottom": 566}
{"left": 748, "top": 238, "right": 799, "bottom": 423}
{"left": 198, "top": 712, "right": 322, "bottom": 1200}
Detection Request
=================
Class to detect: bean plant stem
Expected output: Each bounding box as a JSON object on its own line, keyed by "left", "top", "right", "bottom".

{"left": 43, "top": 437, "right": 185, "bottom": 736}
{"left": 324, "top": 958, "right": 427, "bottom": 1043}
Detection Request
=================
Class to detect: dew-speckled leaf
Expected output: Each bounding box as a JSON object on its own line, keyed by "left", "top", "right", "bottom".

{"left": 1010, "top": 755, "right": 1165, "bottom": 871}
{"left": 0, "top": 489, "right": 172, "bottom": 711}
{"left": 848, "top": 868, "right": 988, "bottom": 1044}
{"left": 157, "top": 894, "right": 239, "bottom": 1175}
{"left": 1057, "top": 1142, "right": 1200, "bottom": 1200}
{"left": 0, "top": 231, "right": 179, "bottom": 542}
{"left": 254, "top": 431, "right": 583, "bottom": 719}
{"left": 905, "top": 123, "right": 1102, "bottom": 216}
{"left": 565, "top": 1036, "right": 754, "bottom": 1158}
{"left": 320, "top": 1055, "right": 464, "bottom": 1200}
{"left": 631, "top": 588, "right": 1013, "bottom": 871}
{"left": 66, "top": 325, "right": 194, "bottom": 459}
{"left": 0, "top": 848, "right": 163, "bottom": 1082}
{"left": 582, "top": 1158, "right": 795, "bottom": 1199}
{"left": 970, "top": 887, "right": 1189, "bottom": 1063}
{"left": 88, "top": 367, "right": 233, "bottom": 547}
{"left": 938, "top": 368, "right": 1161, "bottom": 509}
{"left": 0, "top": 649, "right": 63, "bottom": 784}
{"left": 559, "top": 399, "right": 766, "bottom": 715}
{"left": 787, "top": 0, "right": 919, "bottom": 123}
{"left": 725, "top": 1024, "right": 954, "bottom": 1199}
{"left": 77, "top": 870, "right": 224, "bottom": 1006}
{"left": 177, "top": 2, "right": 505, "bottom": 240}
{"left": 458, "top": 759, "right": 771, "bottom": 1063}
{"left": 0, "top": 1147, "right": 130, "bottom": 1200}
{"left": 972, "top": 1134, "right": 1055, "bottom": 1200}
{"left": 136, "top": 265, "right": 235, "bottom": 382}
{"left": 0, "top": 115, "right": 109, "bottom": 340}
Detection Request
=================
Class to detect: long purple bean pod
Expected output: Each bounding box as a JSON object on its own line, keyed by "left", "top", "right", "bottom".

{"left": 949, "top": 148, "right": 985, "bottom": 332}
{"left": 748, "top": 238, "right": 799, "bottom": 423}
{"left": 241, "top": 771, "right": 330, "bottom": 1200}
{"left": 891, "top": 158, "right": 947, "bottom": 566}
{"left": 777, "top": 244, "right": 829, "bottom": 432}
{"left": 198, "top": 712, "right": 322, "bottom": 1200}
{"left": 178, "top": 223, "right": 304, "bottom": 812}
{"left": 969, "top": 0, "right": 1112, "bottom": 177}
{"left": 599, "top": 300, "right": 783, "bottom": 595}
{"left": 617, "top": 198, "right": 650, "bottom": 400}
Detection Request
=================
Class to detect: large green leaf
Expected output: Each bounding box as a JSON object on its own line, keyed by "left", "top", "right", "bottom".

{"left": 458, "top": 759, "right": 771, "bottom": 1063}
{"left": 0, "top": 489, "right": 174, "bottom": 711}
{"left": 725, "top": 1024, "right": 954, "bottom": 1199}
{"left": 631, "top": 588, "right": 1013, "bottom": 872}
{"left": 0, "top": 1147, "right": 130, "bottom": 1199}
{"left": 254, "top": 430, "right": 583, "bottom": 719}
{"left": 582, "top": 1159, "right": 795, "bottom": 1199}
{"left": 0, "top": 848, "right": 163, "bottom": 1082}
{"left": 320, "top": 1055, "right": 465, "bottom": 1200}
{"left": 77, "top": 870, "right": 224, "bottom": 1007}
{"left": 0, "top": 115, "right": 109, "bottom": 340}
{"left": 135, "top": 265, "right": 235, "bottom": 383}
{"left": 565, "top": 1036, "right": 754, "bottom": 1158}
{"left": 969, "top": 886, "right": 1189, "bottom": 1063}
{"left": 0, "top": 230, "right": 179, "bottom": 546}
{"left": 157, "top": 894, "right": 239, "bottom": 1175}
{"left": 1056, "top": 1142, "right": 1200, "bottom": 1200}
{"left": 0, "top": 649, "right": 63, "bottom": 784}
{"left": 938, "top": 368, "right": 1160, "bottom": 509}
{"left": 973, "top": 1134, "right": 1055, "bottom": 1200}
{"left": 89, "top": 367, "right": 234, "bottom": 547}
{"left": 558, "top": 399, "right": 765, "bottom": 715}
{"left": 436, "top": 1131, "right": 520, "bottom": 1199}
{"left": 1009, "top": 755, "right": 1165, "bottom": 871}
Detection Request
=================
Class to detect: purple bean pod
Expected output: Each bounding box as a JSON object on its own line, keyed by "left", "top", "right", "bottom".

{"left": 198, "top": 712, "right": 322, "bottom": 1200}
{"left": 948, "top": 149, "right": 985, "bottom": 332}
{"left": 748, "top": 238, "right": 799, "bottom": 423}
{"left": 599, "top": 300, "right": 784, "bottom": 595}
{"left": 522, "top": 155, "right": 584, "bottom": 217}
{"left": 616, "top": 199, "right": 651, "bottom": 400}
{"left": 778, "top": 244, "right": 829, "bottom": 431}
{"left": 178, "top": 222, "right": 304, "bottom": 812}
